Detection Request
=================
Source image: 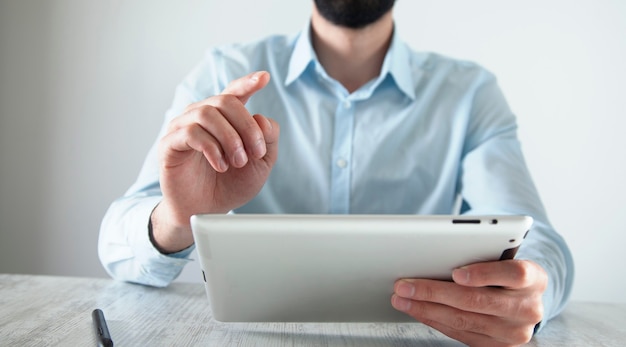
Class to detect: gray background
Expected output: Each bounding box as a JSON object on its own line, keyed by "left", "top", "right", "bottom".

{"left": 1, "top": 0, "right": 624, "bottom": 303}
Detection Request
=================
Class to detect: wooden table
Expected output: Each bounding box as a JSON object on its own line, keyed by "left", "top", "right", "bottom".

{"left": 1, "top": 274, "right": 624, "bottom": 346}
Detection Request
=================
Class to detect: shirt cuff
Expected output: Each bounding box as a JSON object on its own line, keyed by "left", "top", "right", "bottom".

{"left": 127, "top": 197, "right": 195, "bottom": 287}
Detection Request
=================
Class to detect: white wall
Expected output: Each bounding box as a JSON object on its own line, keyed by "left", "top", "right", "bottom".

{"left": 0, "top": 0, "right": 624, "bottom": 303}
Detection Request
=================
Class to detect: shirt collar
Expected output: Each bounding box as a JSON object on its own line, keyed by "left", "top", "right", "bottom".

{"left": 384, "top": 28, "right": 417, "bottom": 100}
{"left": 285, "top": 23, "right": 317, "bottom": 87}
{"left": 285, "top": 22, "right": 417, "bottom": 100}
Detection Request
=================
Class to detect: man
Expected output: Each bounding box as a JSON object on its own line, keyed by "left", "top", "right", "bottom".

{"left": 99, "top": 1, "right": 574, "bottom": 345}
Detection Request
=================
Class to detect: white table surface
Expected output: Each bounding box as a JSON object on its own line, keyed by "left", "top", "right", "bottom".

{"left": 1, "top": 274, "right": 624, "bottom": 346}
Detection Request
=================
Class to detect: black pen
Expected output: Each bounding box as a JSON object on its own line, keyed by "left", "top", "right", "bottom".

{"left": 92, "top": 309, "right": 114, "bottom": 347}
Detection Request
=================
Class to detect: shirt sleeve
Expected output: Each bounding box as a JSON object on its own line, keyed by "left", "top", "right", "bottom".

{"left": 98, "top": 188, "right": 195, "bottom": 287}
{"left": 458, "top": 71, "right": 575, "bottom": 329}
{"left": 98, "top": 52, "right": 223, "bottom": 287}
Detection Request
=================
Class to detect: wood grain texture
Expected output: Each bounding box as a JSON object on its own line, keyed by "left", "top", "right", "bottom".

{"left": 1, "top": 274, "right": 624, "bottom": 346}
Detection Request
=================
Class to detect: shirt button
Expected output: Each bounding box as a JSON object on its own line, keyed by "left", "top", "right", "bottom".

{"left": 343, "top": 100, "right": 351, "bottom": 109}
{"left": 336, "top": 158, "right": 348, "bottom": 168}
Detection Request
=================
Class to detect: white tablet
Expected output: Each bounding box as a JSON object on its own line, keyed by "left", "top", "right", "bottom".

{"left": 190, "top": 214, "right": 532, "bottom": 322}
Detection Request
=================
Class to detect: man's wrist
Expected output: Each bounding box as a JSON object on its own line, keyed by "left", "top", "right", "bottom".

{"left": 148, "top": 204, "right": 194, "bottom": 254}
{"left": 148, "top": 214, "right": 173, "bottom": 254}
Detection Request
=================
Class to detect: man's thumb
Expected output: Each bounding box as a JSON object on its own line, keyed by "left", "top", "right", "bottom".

{"left": 221, "top": 71, "right": 270, "bottom": 104}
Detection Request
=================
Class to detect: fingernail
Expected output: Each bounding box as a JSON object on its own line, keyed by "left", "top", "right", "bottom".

{"left": 396, "top": 281, "right": 415, "bottom": 298}
{"left": 217, "top": 156, "right": 229, "bottom": 172}
{"left": 233, "top": 148, "right": 248, "bottom": 167}
{"left": 250, "top": 71, "right": 263, "bottom": 83}
{"left": 453, "top": 267, "right": 470, "bottom": 284}
{"left": 252, "top": 139, "right": 266, "bottom": 158}
{"left": 392, "top": 296, "right": 412, "bottom": 312}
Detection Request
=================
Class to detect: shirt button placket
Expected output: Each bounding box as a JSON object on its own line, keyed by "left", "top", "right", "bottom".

{"left": 329, "top": 97, "right": 354, "bottom": 214}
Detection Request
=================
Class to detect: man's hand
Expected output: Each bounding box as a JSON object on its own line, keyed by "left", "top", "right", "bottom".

{"left": 392, "top": 259, "right": 547, "bottom": 347}
{"left": 151, "top": 71, "right": 280, "bottom": 253}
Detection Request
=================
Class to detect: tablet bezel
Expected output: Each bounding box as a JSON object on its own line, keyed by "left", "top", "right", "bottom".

{"left": 191, "top": 214, "right": 532, "bottom": 322}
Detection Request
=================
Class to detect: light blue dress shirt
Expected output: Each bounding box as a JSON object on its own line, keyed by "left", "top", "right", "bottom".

{"left": 99, "top": 24, "right": 574, "bottom": 327}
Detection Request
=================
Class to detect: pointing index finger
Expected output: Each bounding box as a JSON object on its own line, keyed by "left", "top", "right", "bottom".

{"left": 221, "top": 71, "right": 271, "bottom": 104}
{"left": 182, "top": 71, "right": 271, "bottom": 114}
